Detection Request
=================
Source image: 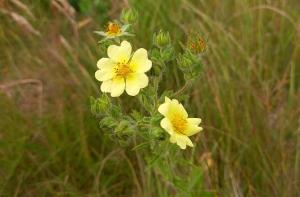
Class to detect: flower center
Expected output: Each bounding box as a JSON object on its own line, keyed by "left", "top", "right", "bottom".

{"left": 171, "top": 116, "right": 187, "bottom": 134}
{"left": 106, "top": 22, "right": 121, "bottom": 36}
{"left": 115, "top": 62, "right": 132, "bottom": 77}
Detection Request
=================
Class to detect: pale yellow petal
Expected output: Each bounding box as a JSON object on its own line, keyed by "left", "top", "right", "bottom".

{"left": 97, "top": 58, "right": 115, "bottom": 70}
{"left": 160, "top": 118, "right": 174, "bottom": 135}
{"left": 174, "top": 134, "right": 194, "bottom": 149}
{"left": 165, "top": 97, "right": 171, "bottom": 103}
{"left": 125, "top": 73, "right": 149, "bottom": 96}
{"left": 169, "top": 135, "right": 176, "bottom": 144}
{"left": 176, "top": 135, "right": 187, "bottom": 149}
{"left": 174, "top": 103, "right": 188, "bottom": 118}
{"left": 185, "top": 118, "right": 203, "bottom": 136}
{"left": 158, "top": 97, "right": 172, "bottom": 116}
{"left": 168, "top": 99, "right": 188, "bottom": 119}
{"left": 100, "top": 80, "right": 112, "bottom": 93}
{"left": 184, "top": 136, "right": 194, "bottom": 147}
{"left": 158, "top": 102, "right": 169, "bottom": 116}
{"left": 137, "top": 73, "right": 149, "bottom": 88}
{"left": 110, "top": 76, "right": 125, "bottom": 97}
{"left": 188, "top": 118, "right": 202, "bottom": 125}
{"left": 129, "top": 48, "right": 152, "bottom": 73}
{"left": 125, "top": 77, "right": 139, "bottom": 96}
{"left": 95, "top": 69, "right": 115, "bottom": 81}
{"left": 107, "top": 40, "right": 132, "bottom": 63}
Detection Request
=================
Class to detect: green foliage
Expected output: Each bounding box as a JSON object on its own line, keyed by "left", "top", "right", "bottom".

{"left": 90, "top": 95, "right": 110, "bottom": 116}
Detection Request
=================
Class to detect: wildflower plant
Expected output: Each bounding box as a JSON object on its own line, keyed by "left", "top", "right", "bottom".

{"left": 90, "top": 8, "right": 211, "bottom": 196}
{"left": 91, "top": 9, "right": 206, "bottom": 151}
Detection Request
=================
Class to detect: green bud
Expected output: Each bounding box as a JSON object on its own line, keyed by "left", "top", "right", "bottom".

{"left": 154, "top": 30, "right": 171, "bottom": 47}
{"left": 115, "top": 120, "right": 130, "bottom": 133}
{"left": 115, "top": 120, "right": 134, "bottom": 137}
{"left": 150, "top": 48, "right": 160, "bottom": 63}
{"left": 121, "top": 8, "right": 138, "bottom": 24}
{"left": 90, "top": 95, "right": 110, "bottom": 115}
{"left": 177, "top": 51, "right": 195, "bottom": 70}
{"left": 151, "top": 127, "right": 166, "bottom": 140}
{"left": 161, "top": 46, "right": 175, "bottom": 61}
{"left": 98, "top": 95, "right": 110, "bottom": 112}
{"left": 177, "top": 51, "right": 203, "bottom": 80}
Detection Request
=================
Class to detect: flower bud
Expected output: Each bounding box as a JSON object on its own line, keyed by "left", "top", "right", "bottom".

{"left": 115, "top": 120, "right": 134, "bottom": 138}
{"left": 151, "top": 127, "right": 166, "bottom": 140}
{"left": 187, "top": 33, "right": 207, "bottom": 54}
{"left": 154, "top": 30, "right": 171, "bottom": 47}
{"left": 121, "top": 8, "right": 138, "bottom": 24}
{"left": 90, "top": 95, "right": 110, "bottom": 115}
{"left": 177, "top": 51, "right": 195, "bottom": 70}
{"left": 115, "top": 120, "right": 130, "bottom": 133}
{"left": 177, "top": 51, "right": 203, "bottom": 80}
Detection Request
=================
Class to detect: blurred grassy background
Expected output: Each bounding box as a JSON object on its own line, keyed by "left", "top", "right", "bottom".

{"left": 0, "top": 0, "right": 299, "bottom": 196}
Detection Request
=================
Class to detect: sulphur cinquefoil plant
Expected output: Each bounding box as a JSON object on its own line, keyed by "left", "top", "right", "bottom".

{"left": 90, "top": 8, "right": 210, "bottom": 195}
{"left": 91, "top": 9, "right": 206, "bottom": 149}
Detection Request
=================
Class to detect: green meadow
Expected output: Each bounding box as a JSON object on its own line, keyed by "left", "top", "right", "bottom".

{"left": 0, "top": 0, "right": 299, "bottom": 196}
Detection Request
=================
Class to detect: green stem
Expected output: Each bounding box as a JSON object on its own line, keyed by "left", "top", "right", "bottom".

{"left": 172, "top": 80, "right": 193, "bottom": 98}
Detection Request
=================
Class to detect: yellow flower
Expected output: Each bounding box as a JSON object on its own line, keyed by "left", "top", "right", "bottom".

{"left": 158, "top": 97, "right": 203, "bottom": 149}
{"left": 94, "top": 22, "right": 133, "bottom": 41}
{"left": 95, "top": 40, "right": 152, "bottom": 97}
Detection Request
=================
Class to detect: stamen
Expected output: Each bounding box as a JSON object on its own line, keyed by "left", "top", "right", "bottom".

{"left": 106, "top": 22, "right": 121, "bottom": 36}
{"left": 171, "top": 116, "right": 187, "bottom": 134}
{"left": 115, "top": 62, "right": 132, "bottom": 77}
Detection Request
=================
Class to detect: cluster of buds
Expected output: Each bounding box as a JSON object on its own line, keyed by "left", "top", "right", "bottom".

{"left": 149, "top": 30, "right": 174, "bottom": 75}
{"left": 177, "top": 51, "right": 203, "bottom": 80}
{"left": 91, "top": 95, "right": 136, "bottom": 145}
{"left": 177, "top": 33, "right": 207, "bottom": 80}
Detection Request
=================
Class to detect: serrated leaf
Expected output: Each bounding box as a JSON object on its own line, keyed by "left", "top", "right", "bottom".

{"left": 100, "top": 116, "right": 117, "bottom": 128}
{"left": 130, "top": 110, "right": 143, "bottom": 121}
